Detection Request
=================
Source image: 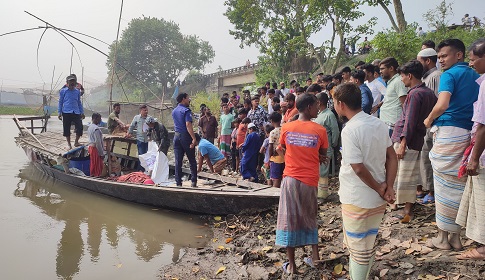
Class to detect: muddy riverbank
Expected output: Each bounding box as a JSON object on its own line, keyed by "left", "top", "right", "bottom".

{"left": 161, "top": 177, "right": 485, "bottom": 280}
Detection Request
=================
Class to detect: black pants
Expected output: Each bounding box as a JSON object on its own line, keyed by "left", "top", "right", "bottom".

{"left": 62, "top": 113, "right": 83, "bottom": 137}
{"left": 173, "top": 132, "right": 197, "bottom": 185}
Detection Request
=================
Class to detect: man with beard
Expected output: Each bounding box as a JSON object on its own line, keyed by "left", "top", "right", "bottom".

{"left": 127, "top": 104, "right": 152, "bottom": 157}
{"left": 424, "top": 39, "right": 480, "bottom": 251}
{"left": 416, "top": 48, "right": 442, "bottom": 202}
{"left": 107, "top": 103, "right": 129, "bottom": 134}
{"left": 198, "top": 107, "right": 218, "bottom": 144}
{"left": 283, "top": 93, "right": 298, "bottom": 123}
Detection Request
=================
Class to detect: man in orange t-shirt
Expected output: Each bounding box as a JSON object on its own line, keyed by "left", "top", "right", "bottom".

{"left": 275, "top": 93, "right": 328, "bottom": 274}
{"left": 283, "top": 93, "right": 298, "bottom": 123}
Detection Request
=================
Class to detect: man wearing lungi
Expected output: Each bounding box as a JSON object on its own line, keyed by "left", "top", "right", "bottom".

{"left": 87, "top": 113, "right": 105, "bottom": 177}
{"left": 333, "top": 83, "right": 397, "bottom": 279}
{"left": 391, "top": 60, "right": 437, "bottom": 223}
{"left": 275, "top": 93, "right": 328, "bottom": 274}
{"left": 416, "top": 48, "right": 441, "bottom": 203}
{"left": 456, "top": 38, "right": 485, "bottom": 260}
{"left": 424, "top": 39, "right": 480, "bottom": 250}
{"left": 314, "top": 92, "right": 339, "bottom": 199}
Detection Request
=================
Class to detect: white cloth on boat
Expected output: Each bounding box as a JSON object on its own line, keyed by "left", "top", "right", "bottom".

{"left": 152, "top": 151, "right": 170, "bottom": 185}
{"left": 139, "top": 141, "right": 158, "bottom": 171}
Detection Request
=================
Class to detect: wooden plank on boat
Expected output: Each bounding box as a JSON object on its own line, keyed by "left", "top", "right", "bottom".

{"left": 179, "top": 167, "right": 267, "bottom": 190}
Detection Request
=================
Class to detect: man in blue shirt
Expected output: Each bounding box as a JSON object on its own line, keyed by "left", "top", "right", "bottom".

{"left": 172, "top": 93, "right": 197, "bottom": 187}
{"left": 424, "top": 39, "right": 480, "bottom": 251}
{"left": 126, "top": 105, "right": 153, "bottom": 171}
{"left": 350, "top": 70, "right": 374, "bottom": 114}
{"left": 58, "top": 74, "right": 84, "bottom": 150}
{"left": 195, "top": 133, "right": 227, "bottom": 174}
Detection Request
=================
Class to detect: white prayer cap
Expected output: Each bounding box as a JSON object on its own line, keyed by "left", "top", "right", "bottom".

{"left": 418, "top": 48, "right": 438, "bottom": 58}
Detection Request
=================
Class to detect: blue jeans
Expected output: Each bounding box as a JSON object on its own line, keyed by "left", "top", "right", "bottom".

{"left": 137, "top": 140, "right": 148, "bottom": 171}
{"left": 173, "top": 132, "right": 197, "bottom": 185}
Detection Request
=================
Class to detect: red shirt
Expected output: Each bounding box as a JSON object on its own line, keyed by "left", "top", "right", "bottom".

{"left": 283, "top": 106, "right": 298, "bottom": 123}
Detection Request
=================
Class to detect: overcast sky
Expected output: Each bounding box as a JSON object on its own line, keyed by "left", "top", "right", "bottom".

{"left": 0, "top": 0, "right": 482, "bottom": 90}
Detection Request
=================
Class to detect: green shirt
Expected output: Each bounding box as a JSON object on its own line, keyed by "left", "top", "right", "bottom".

{"left": 380, "top": 74, "right": 407, "bottom": 125}
{"left": 107, "top": 112, "right": 119, "bottom": 133}
{"left": 313, "top": 108, "right": 339, "bottom": 152}
{"left": 220, "top": 113, "right": 234, "bottom": 136}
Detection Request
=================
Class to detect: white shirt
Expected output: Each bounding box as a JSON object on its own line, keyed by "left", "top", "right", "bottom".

{"left": 338, "top": 111, "right": 392, "bottom": 208}
{"left": 280, "top": 88, "right": 289, "bottom": 97}
{"left": 366, "top": 79, "right": 387, "bottom": 117}
{"left": 87, "top": 123, "right": 105, "bottom": 156}
{"left": 268, "top": 98, "right": 274, "bottom": 114}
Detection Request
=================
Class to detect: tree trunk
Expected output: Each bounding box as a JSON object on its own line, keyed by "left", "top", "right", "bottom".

{"left": 331, "top": 31, "right": 345, "bottom": 74}
{"left": 323, "top": 9, "right": 338, "bottom": 72}
{"left": 377, "top": 0, "right": 400, "bottom": 32}
{"left": 393, "top": 0, "right": 407, "bottom": 32}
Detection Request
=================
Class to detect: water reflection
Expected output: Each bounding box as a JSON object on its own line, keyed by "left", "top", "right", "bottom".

{"left": 16, "top": 164, "right": 211, "bottom": 279}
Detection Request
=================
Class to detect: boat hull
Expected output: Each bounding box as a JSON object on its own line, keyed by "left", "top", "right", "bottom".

{"left": 32, "top": 162, "right": 279, "bottom": 215}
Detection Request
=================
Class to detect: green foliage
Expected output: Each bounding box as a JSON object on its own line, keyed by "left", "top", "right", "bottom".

{"left": 106, "top": 17, "right": 215, "bottom": 101}
{"left": 426, "top": 27, "right": 485, "bottom": 53}
{"left": 367, "top": 22, "right": 485, "bottom": 65}
{"left": 366, "top": 23, "right": 422, "bottom": 64}
{"left": 255, "top": 55, "right": 286, "bottom": 85}
{"left": 190, "top": 92, "right": 222, "bottom": 120}
{"left": 225, "top": 0, "right": 376, "bottom": 81}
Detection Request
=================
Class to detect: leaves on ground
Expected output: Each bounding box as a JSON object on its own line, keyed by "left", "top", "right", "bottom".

{"left": 215, "top": 266, "right": 226, "bottom": 275}
{"left": 333, "top": 263, "right": 343, "bottom": 276}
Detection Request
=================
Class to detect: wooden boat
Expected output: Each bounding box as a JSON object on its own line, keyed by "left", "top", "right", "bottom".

{"left": 13, "top": 116, "right": 280, "bottom": 215}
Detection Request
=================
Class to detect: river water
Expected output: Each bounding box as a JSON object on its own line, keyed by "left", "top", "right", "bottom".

{"left": 0, "top": 116, "right": 211, "bottom": 279}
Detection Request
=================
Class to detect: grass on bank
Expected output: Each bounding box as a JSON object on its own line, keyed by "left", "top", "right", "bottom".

{"left": 0, "top": 106, "right": 45, "bottom": 116}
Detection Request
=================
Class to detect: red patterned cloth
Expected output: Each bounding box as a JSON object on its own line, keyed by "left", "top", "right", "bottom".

{"left": 458, "top": 137, "right": 475, "bottom": 178}
{"left": 116, "top": 172, "right": 151, "bottom": 183}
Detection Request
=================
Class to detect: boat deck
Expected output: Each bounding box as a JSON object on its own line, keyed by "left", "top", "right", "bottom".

{"left": 15, "top": 126, "right": 272, "bottom": 192}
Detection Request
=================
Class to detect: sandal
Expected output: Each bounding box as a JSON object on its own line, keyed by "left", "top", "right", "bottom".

{"left": 457, "top": 248, "right": 485, "bottom": 260}
{"left": 400, "top": 214, "right": 413, "bottom": 223}
{"left": 422, "top": 193, "right": 435, "bottom": 204}
{"left": 282, "top": 262, "right": 291, "bottom": 274}
{"left": 303, "top": 256, "right": 316, "bottom": 268}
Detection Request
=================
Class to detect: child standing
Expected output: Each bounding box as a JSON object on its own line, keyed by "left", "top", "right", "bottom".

{"left": 219, "top": 103, "right": 234, "bottom": 159}
{"left": 268, "top": 112, "right": 284, "bottom": 188}
{"left": 259, "top": 124, "right": 274, "bottom": 186}
{"left": 231, "top": 118, "right": 241, "bottom": 172}
{"left": 275, "top": 94, "right": 328, "bottom": 274}
{"left": 240, "top": 123, "right": 260, "bottom": 182}
{"left": 237, "top": 117, "right": 251, "bottom": 171}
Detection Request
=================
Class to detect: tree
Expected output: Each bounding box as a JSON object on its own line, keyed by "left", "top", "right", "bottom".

{"left": 366, "top": 23, "right": 422, "bottom": 65}
{"left": 224, "top": 0, "right": 375, "bottom": 81}
{"left": 423, "top": 0, "right": 454, "bottom": 31}
{"left": 367, "top": 22, "right": 485, "bottom": 65}
{"left": 224, "top": 0, "right": 320, "bottom": 80}
{"left": 319, "top": 0, "right": 376, "bottom": 73}
{"left": 365, "top": 0, "right": 406, "bottom": 32}
{"left": 106, "top": 17, "right": 214, "bottom": 101}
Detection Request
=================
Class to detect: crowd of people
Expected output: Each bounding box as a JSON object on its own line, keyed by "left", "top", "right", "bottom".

{"left": 57, "top": 36, "right": 485, "bottom": 279}
{"left": 188, "top": 37, "right": 485, "bottom": 278}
